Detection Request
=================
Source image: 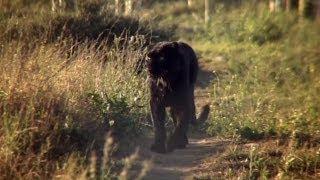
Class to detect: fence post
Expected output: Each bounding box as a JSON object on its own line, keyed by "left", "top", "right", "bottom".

{"left": 299, "top": 0, "right": 306, "bottom": 16}
{"left": 269, "top": 0, "right": 275, "bottom": 12}
{"left": 52, "top": 0, "right": 57, "bottom": 12}
{"left": 188, "top": 0, "right": 194, "bottom": 7}
{"left": 115, "top": 0, "right": 120, "bottom": 15}
{"left": 125, "top": 0, "right": 133, "bottom": 15}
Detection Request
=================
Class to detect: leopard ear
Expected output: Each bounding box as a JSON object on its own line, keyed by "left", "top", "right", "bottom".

{"left": 147, "top": 50, "right": 156, "bottom": 59}
{"left": 165, "top": 41, "right": 179, "bottom": 54}
{"left": 172, "top": 41, "right": 179, "bottom": 49}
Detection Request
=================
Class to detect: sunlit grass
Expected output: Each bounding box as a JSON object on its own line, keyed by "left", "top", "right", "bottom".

{"left": 148, "top": 1, "right": 320, "bottom": 178}
{"left": 0, "top": 34, "right": 149, "bottom": 179}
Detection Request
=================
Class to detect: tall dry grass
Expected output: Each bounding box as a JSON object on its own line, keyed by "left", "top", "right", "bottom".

{"left": 0, "top": 35, "right": 150, "bottom": 178}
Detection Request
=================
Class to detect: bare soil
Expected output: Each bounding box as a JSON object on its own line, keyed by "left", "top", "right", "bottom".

{"left": 136, "top": 135, "right": 230, "bottom": 180}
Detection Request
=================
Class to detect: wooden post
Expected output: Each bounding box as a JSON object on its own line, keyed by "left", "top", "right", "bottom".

{"left": 115, "top": 0, "right": 120, "bottom": 15}
{"left": 59, "top": 0, "right": 63, "bottom": 7}
{"left": 299, "top": 0, "right": 305, "bottom": 16}
{"left": 270, "top": 0, "right": 276, "bottom": 12}
{"left": 205, "top": 0, "right": 210, "bottom": 25}
{"left": 125, "top": 0, "right": 133, "bottom": 15}
{"left": 59, "top": 0, "right": 64, "bottom": 12}
{"left": 52, "top": 0, "right": 57, "bottom": 12}
{"left": 188, "top": 0, "right": 194, "bottom": 7}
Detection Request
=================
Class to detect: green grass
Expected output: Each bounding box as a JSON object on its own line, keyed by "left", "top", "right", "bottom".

{"left": 204, "top": 6, "right": 320, "bottom": 140}
{"left": 149, "top": 0, "right": 320, "bottom": 141}
{"left": 145, "top": 0, "right": 320, "bottom": 178}
{"left": 205, "top": 3, "right": 320, "bottom": 179}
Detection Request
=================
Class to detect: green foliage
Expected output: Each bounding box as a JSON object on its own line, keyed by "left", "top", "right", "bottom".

{"left": 143, "top": 0, "right": 320, "bottom": 178}
{"left": 198, "top": 4, "right": 320, "bottom": 140}
{"left": 88, "top": 92, "right": 144, "bottom": 137}
{"left": 155, "top": 2, "right": 320, "bottom": 177}
{"left": 238, "top": 126, "right": 264, "bottom": 141}
{"left": 283, "top": 150, "right": 320, "bottom": 175}
{"left": 197, "top": 6, "right": 295, "bottom": 45}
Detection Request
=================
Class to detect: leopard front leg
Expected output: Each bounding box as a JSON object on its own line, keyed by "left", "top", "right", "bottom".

{"left": 150, "top": 99, "right": 167, "bottom": 153}
{"left": 169, "top": 107, "right": 189, "bottom": 148}
{"left": 166, "top": 107, "right": 191, "bottom": 152}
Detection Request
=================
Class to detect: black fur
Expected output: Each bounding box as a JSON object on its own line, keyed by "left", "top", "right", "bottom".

{"left": 147, "top": 41, "right": 198, "bottom": 153}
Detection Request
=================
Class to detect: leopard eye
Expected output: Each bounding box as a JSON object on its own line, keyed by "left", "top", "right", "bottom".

{"left": 159, "top": 56, "right": 165, "bottom": 61}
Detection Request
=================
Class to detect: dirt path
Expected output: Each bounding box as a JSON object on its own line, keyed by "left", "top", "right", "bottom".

{"left": 135, "top": 135, "right": 229, "bottom": 180}
{"left": 133, "top": 60, "right": 227, "bottom": 179}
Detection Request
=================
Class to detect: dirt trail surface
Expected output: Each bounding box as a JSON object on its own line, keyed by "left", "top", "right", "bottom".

{"left": 135, "top": 136, "right": 229, "bottom": 180}
{"left": 133, "top": 60, "right": 227, "bottom": 179}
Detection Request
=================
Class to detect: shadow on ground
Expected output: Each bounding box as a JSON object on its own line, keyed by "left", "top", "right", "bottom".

{"left": 132, "top": 134, "right": 229, "bottom": 180}
{"left": 195, "top": 62, "right": 216, "bottom": 89}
